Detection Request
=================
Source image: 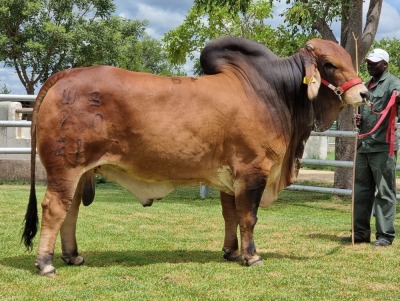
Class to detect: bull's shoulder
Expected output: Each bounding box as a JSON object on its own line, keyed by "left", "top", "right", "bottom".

{"left": 200, "top": 36, "right": 278, "bottom": 75}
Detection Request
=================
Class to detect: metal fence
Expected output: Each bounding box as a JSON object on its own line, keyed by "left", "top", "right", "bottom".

{"left": 1, "top": 94, "right": 399, "bottom": 199}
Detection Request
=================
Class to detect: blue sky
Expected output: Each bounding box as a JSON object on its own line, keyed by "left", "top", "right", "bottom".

{"left": 1, "top": 0, "right": 399, "bottom": 94}
{"left": 114, "top": 0, "right": 400, "bottom": 40}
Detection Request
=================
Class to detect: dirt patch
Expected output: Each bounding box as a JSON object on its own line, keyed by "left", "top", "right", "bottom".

{"left": 296, "top": 169, "right": 334, "bottom": 184}
{"left": 296, "top": 169, "right": 400, "bottom": 187}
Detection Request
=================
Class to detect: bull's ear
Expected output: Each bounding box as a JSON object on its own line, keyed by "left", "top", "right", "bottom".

{"left": 304, "top": 64, "right": 321, "bottom": 101}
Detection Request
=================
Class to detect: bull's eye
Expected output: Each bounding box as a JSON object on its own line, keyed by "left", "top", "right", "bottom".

{"left": 324, "top": 63, "right": 337, "bottom": 71}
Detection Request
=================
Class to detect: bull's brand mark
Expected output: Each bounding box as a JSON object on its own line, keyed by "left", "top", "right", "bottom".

{"left": 93, "top": 113, "right": 104, "bottom": 134}
{"left": 74, "top": 139, "right": 82, "bottom": 158}
{"left": 88, "top": 91, "right": 102, "bottom": 106}
{"left": 171, "top": 77, "right": 181, "bottom": 84}
{"left": 60, "top": 110, "right": 70, "bottom": 131}
{"left": 62, "top": 89, "right": 76, "bottom": 104}
{"left": 55, "top": 137, "right": 66, "bottom": 156}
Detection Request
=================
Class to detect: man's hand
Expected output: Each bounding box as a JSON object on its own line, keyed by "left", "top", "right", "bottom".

{"left": 394, "top": 90, "right": 400, "bottom": 104}
{"left": 355, "top": 113, "right": 361, "bottom": 126}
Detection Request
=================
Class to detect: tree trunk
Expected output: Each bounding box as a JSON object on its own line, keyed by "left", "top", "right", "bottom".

{"left": 334, "top": 107, "right": 358, "bottom": 188}
{"left": 25, "top": 82, "right": 35, "bottom": 95}
{"left": 23, "top": 82, "right": 35, "bottom": 121}
{"left": 334, "top": 0, "right": 363, "bottom": 189}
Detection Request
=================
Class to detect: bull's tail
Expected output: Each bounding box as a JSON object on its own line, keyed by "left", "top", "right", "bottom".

{"left": 22, "top": 70, "right": 70, "bottom": 251}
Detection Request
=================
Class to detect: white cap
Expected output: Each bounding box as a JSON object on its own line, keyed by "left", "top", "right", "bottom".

{"left": 366, "top": 48, "right": 389, "bottom": 63}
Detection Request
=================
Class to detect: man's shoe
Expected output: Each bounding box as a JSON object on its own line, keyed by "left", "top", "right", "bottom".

{"left": 372, "top": 238, "right": 392, "bottom": 247}
{"left": 340, "top": 236, "right": 371, "bottom": 243}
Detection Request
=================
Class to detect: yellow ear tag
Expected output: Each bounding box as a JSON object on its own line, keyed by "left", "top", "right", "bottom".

{"left": 304, "top": 76, "right": 317, "bottom": 84}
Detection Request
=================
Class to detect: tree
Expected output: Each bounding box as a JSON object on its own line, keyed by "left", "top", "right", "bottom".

{"left": 0, "top": 83, "right": 11, "bottom": 94}
{"left": 119, "top": 36, "right": 185, "bottom": 76}
{"left": 0, "top": 0, "right": 182, "bottom": 95}
{"left": 359, "top": 38, "right": 400, "bottom": 79}
{"left": 194, "top": 0, "right": 384, "bottom": 189}
{"left": 164, "top": 0, "right": 311, "bottom": 74}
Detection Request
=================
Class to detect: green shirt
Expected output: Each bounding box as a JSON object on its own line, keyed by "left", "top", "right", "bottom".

{"left": 358, "top": 71, "right": 400, "bottom": 153}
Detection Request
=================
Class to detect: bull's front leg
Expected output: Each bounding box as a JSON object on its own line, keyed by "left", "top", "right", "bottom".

{"left": 235, "top": 174, "right": 266, "bottom": 266}
{"left": 220, "top": 192, "right": 241, "bottom": 261}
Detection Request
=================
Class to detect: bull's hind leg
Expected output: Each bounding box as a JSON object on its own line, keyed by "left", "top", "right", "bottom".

{"left": 60, "top": 175, "right": 85, "bottom": 266}
{"left": 220, "top": 192, "right": 241, "bottom": 261}
{"left": 235, "top": 174, "right": 266, "bottom": 266}
{"left": 35, "top": 174, "right": 80, "bottom": 277}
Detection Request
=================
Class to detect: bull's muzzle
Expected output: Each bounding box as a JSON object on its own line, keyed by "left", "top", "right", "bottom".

{"left": 360, "top": 90, "right": 370, "bottom": 104}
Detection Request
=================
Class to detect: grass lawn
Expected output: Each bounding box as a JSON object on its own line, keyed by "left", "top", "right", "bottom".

{"left": 1, "top": 182, "right": 400, "bottom": 301}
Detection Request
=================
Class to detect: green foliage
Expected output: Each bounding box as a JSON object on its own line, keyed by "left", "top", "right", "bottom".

{"left": 118, "top": 35, "right": 186, "bottom": 76}
{"left": 0, "top": 83, "right": 11, "bottom": 93}
{"left": 194, "top": 0, "right": 252, "bottom": 13}
{"left": 1, "top": 184, "right": 400, "bottom": 300}
{"left": 358, "top": 38, "right": 400, "bottom": 81}
{"left": 164, "top": 1, "right": 274, "bottom": 66}
{"left": 0, "top": 0, "right": 114, "bottom": 93}
{"left": 373, "top": 38, "right": 400, "bottom": 78}
{"left": 0, "top": 0, "right": 182, "bottom": 94}
{"left": 282, "top": 0, "right": 344, "bottom": 35}
{"left": 164, "top": 0, "right": 310, "bottom": 74}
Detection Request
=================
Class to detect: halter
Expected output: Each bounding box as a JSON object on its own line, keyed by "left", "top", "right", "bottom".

{"left": 320, "top": 78, "right": 363, "bottom": 100}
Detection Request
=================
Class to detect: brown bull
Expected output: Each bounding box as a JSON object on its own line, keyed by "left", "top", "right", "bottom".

{"left": 23, "top": 37, "right": 368, "bottom": 276}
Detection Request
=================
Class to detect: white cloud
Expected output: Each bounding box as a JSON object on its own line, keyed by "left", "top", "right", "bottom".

{"left": 375, "top": 1, "right": 400, "bottom": 39}
{"left": 115, "top": 0, "right": 192, "bottom": 39}
{"left": 0, "top": 67, "right": 26, "bottom": 94}
{"left": 135, "top": 3, "right": 186, "bottom": 39}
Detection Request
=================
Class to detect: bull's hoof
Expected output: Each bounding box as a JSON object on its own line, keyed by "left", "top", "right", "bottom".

{"left": 244, "top": 256, "right": 263, "bottom": 267}
{"left": 222, "top": 247, "right": 242, "bottom": 262}
{"left": 36, "top": 263, "right": 56, "bottom": 277}
{"left": 62, "top": 255, "right": 85, "bottom": 266}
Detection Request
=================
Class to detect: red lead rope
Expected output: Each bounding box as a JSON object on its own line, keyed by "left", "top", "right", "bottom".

{"left": 358, "top": 91, "right": 398, "bottom": 156}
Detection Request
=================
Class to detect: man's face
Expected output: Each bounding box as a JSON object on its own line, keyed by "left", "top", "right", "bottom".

{"left": 366, "top": 60, "right": 387, "bottom": 77}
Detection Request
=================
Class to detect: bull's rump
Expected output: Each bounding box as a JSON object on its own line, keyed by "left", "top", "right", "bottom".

{"left": 36, "top": 66, "right": 271, "bottom": 188}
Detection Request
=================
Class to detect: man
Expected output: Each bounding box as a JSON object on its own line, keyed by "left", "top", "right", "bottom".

{"left": 342, "top": 48, "right": 400, "bottom": 246}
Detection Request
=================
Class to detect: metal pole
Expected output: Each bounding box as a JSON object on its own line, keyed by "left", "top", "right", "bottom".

{"left": 0, "top": 120, "right": 31, "bottom": 127}
{"left": 351, "top": 127, "right": 358, "bottom": 246}
{"left": 0, "top": 148, "right": 32, "bottom": 154}
{"left": 0, "top": 94, "right": 36, "bottom": 102}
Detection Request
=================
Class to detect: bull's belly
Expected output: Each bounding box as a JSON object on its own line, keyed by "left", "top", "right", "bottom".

{"left": 96, "top": 164, "right": 235, "bottom": 206}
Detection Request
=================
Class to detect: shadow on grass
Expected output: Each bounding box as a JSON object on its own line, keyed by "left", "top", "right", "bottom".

{"left": 1, "top": 244, "right": 345, "bottom": 274}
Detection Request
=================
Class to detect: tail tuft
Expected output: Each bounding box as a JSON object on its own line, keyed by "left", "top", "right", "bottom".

{"left": 22, "top": 185, "right": 38, "bottom": 251}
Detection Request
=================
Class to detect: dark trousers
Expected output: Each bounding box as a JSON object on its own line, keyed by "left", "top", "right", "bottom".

{"left": 354, "top": 151, "right": 397, "bottom": 241}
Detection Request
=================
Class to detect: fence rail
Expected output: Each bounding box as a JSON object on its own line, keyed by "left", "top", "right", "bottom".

{"left": 0, "top": 120, "right": 31, "bottom": 127}
{"left": 0, "top": 94, "right": 36, "bottom": 102}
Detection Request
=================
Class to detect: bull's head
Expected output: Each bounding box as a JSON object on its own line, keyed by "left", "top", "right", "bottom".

{"left": 302, "top": 39, "right": 368, "bottom": 107}
{"left": 300, "top": 39, "right": 369, "bottom": 131}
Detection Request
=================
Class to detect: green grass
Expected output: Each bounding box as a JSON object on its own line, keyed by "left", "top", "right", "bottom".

{"left": 1, "top": 183, "right": 400, "bottom": 301}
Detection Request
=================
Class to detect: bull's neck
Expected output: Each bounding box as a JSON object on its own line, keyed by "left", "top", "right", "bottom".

{"left": 273, "top": 54, "right": 306, "bottom": 106}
